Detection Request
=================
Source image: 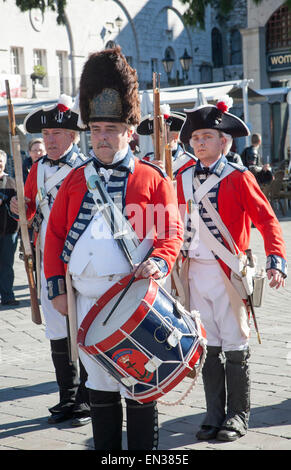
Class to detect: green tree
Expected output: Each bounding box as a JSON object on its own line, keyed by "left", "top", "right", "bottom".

{"left": 3, "top": 0, "right": 291, "bottom": 28}
{"left": 180, "top": 0, "right": 291, "bottom": 29}
{"left": 3, "top": 0, "right": 67, "bottom": 24}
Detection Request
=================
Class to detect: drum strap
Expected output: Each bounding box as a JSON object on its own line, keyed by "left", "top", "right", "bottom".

{"left": 84, "top": 162, "right": 152, "bottom": 266}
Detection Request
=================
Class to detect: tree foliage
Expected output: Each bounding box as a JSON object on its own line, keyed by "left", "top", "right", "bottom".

{"left": 3, "top": 0, "right": 291, "bottom": 28}
{"left": 3, "top": 0, "right": 67, "bottom": 24}
{"left": 180, "top": 0, "right": 291, "bottom": 29}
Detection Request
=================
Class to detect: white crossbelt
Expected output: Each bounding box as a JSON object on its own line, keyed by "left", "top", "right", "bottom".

{"left": 181, "top": 165, "right": 243, "bottom": 274}
{"left": 84, "top": 162, "right": 153, "bottom": 266}
{"left": 182, "top": 166, "right": 251, "bottom": 338}
{"left": 36, "top": 162, "right": 73, "bottom": 222}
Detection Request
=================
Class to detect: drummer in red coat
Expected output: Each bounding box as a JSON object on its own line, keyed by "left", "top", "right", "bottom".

{"left": 176, "top": 99, "right": 287, "bottom": 442}
{"left": 44, "top": 47, "right": 183, "bottom": 451}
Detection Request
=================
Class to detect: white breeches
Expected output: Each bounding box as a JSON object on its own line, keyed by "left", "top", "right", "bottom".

{"left": 188, "top": 259, "right": 248, "bottom": 351}
{"left": 40, "top": 264, "right": 67, "bottom": 340}
{"left": 73, "top": 275, "right": 130, "bottom": 396}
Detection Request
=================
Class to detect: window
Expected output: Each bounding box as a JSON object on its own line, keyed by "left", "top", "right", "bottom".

{"left": 10, "top": 47, "right": 25, "bottom": 89}
{"left": 56, "top": 51, "right": 69, "bottom": 94}
{"left": 266, "top": 5, "right": 291, "bottom": 51}
{"left": 200, "top": 64, "right": 213, "bottom": 83}
{"left": 33, "top": 49, "right": 48, "bottom": 86}
{"left": 10, "top": 47, "right": 20, "bottom": 74}
{"left": 211, "top": 28, "right": 223, "bottom": 68}
{"left": 230, "top": 30, "right": 242, "bottom": 65}
{"left": 151, "top": 58, "right": 158, "bottom": 74}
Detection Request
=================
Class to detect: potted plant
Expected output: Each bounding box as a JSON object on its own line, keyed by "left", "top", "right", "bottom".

{"left": 30, "top": 64, "right": 46, "bottom": 81}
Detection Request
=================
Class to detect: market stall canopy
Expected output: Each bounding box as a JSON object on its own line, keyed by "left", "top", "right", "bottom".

{"left": 139, "top": 84, "right": 235, "bottom": 115}
{"left": 0, "top": 98, "right": 56, "bottom": 118}
{"left": 229, "top": 86, "right": 267, "bottom": 104}
{"left": 255, "top": 87, "right": 290, "bottom": 104}
{"left": 138, "top": 79, "right": 257, "bottom": 155}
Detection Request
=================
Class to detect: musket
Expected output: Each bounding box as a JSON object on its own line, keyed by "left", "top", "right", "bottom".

{"left": 164, "top": 118, "right": 173, "bottom": 180}
{"left": 5, "top": 80, "right": 42, "bottom": 325}
{"left": 152, "top": 73, "right": 164, "bottom": 163}
{"left": 164, "top": 123, "right": 182, "bottom": 299}
{"left": 243, "top": 249, "right": 261, "bottom": 344}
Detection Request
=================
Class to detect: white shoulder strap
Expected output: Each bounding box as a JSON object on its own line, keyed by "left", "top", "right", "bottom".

{"left": 181, "top": 166, "right": 194, "bottom": 203}
{"left": 84, "top": 162, "right": 152, "bottom": 265}
{"left": 193, "top": 176, "right": 239, "bottom": 255}
{"left": 181, "top": 163, "right": 236, "bottom": 204}
{"left": 181, "top": 163, "right": 242, "bottom": 273}
{"left": 36, "top": 162, "right": 72, "bottom": 200}
{"left": 36, "top": 162, "right": 73, "bottom": 222}
{"left": 194, "top": 164, "right": 235, "bottom": 204}
{"left": 198, "top": 215, "right": 242, "bottom": 275}
{"left": 45, "top": 164, "right": 72, "bottom": 196}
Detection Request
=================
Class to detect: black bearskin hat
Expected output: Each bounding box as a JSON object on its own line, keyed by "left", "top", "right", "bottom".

{"left": 79, "top": 46, "right": 140, "bottom": 127}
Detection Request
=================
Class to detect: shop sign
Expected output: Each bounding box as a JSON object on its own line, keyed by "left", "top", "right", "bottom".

{"left": 267, "top": 51, "right": 291, "bottom": 71}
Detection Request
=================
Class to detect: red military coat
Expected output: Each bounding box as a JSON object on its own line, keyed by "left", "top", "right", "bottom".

{"left": 176, "top": 161, "right": 287, "bottom": 278}
{"left": 44, "top": 155, "right": 184, "bottom": 296}
{"left": 23, "top": 144, "right": 88, "bottom": 233}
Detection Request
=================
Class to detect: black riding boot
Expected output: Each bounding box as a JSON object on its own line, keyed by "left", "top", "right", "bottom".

{"left": 72, "top": 359, "right": 90, "bottom": 414}
{"left": 217, "top": 348, "right": 251, "bottom": 441}
{"left": 197, "top": 346, "right": 226, "bottom": 439}
{"left": 71, "top": 359, "right": 91, "bottom": 426}
{"left": 49, "top": 338, "right": 79, "bottom": 423}
{"left": 126, "top": 399, "right": 159, "bottom": 450}
{"left": 89, "top": 389, "right": 123, "bottom": 451}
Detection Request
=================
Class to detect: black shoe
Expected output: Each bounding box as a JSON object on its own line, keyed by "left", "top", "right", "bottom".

{"left": 70, "top": 415, "right": 91, "bottom": 427}
{"left": 216, "top": 427, "right": 242, "bottom": 442}
{"left": 1, "top": 299, "right": 19, "bottom": 306}
{"left": 196, "top": 425, "right": 219, "bottom": 440}
{"left": 48, "top": 411, "right": 74, "bottom": 424}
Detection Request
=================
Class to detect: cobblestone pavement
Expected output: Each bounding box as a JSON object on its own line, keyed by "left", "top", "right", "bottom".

{"left": 0, "top": 208, "right": 291, "bottom": 452}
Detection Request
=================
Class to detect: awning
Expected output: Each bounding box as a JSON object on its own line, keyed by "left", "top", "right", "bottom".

{"left": 229, "top": 86, "right": 267, "bottom": 104}
{"left": 138, "top": 81, "right": 253, "bottom": 155}
{"left": 254, "top": 87, "right": 290, "bottom": 104}
{"left": 140, "top": 84, "right": 234, "bottom": 114}
{"left": 0, "top": 98, "right": 56, "bottom": 118}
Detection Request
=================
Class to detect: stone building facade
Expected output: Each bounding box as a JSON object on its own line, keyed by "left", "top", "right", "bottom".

{"left": 0, "top": 0, "right": 247, "bottom": 155}
{"left": 241, "top": 0, "right": 291, "bottom": 163}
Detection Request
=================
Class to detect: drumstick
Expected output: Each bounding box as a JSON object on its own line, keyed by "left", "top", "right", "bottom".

{"left": 102, "top": 246, "right": 154, "bottom": 326}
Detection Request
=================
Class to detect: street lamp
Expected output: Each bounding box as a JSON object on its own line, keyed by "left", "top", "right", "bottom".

{"left": 162, "top": 51, "right": 174, "bottom": 83}
{"left": 179, "top": 48, "right": 192, "bottom": 81}
{"left": 115, "top": 16, "right": 123, "bottom": 32}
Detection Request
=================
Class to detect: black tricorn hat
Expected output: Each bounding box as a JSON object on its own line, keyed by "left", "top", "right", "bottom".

{"left": 137, "top": 108, "right": 185, "bottom": 135}
{"left": 23, "top": 94, "right": 82, "bottom": 133}
{"left": 79, "top": 46, "right": 140, "bottom": 126}
{"left": 180, "top": 101, "right": 250, "bottom": 143}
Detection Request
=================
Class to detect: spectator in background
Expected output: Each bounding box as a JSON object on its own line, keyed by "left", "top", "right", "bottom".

{"left": 0, "top": 150, "right": 19, "bottom": 306}
{"left": 241, "top": 133, "right": 273, "bottom": 185}
{"left": 23, "top": 138, "right": 46, "bottom": 182}
{"left": 223, "top": 133, "right": 243, "bottom": 165}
